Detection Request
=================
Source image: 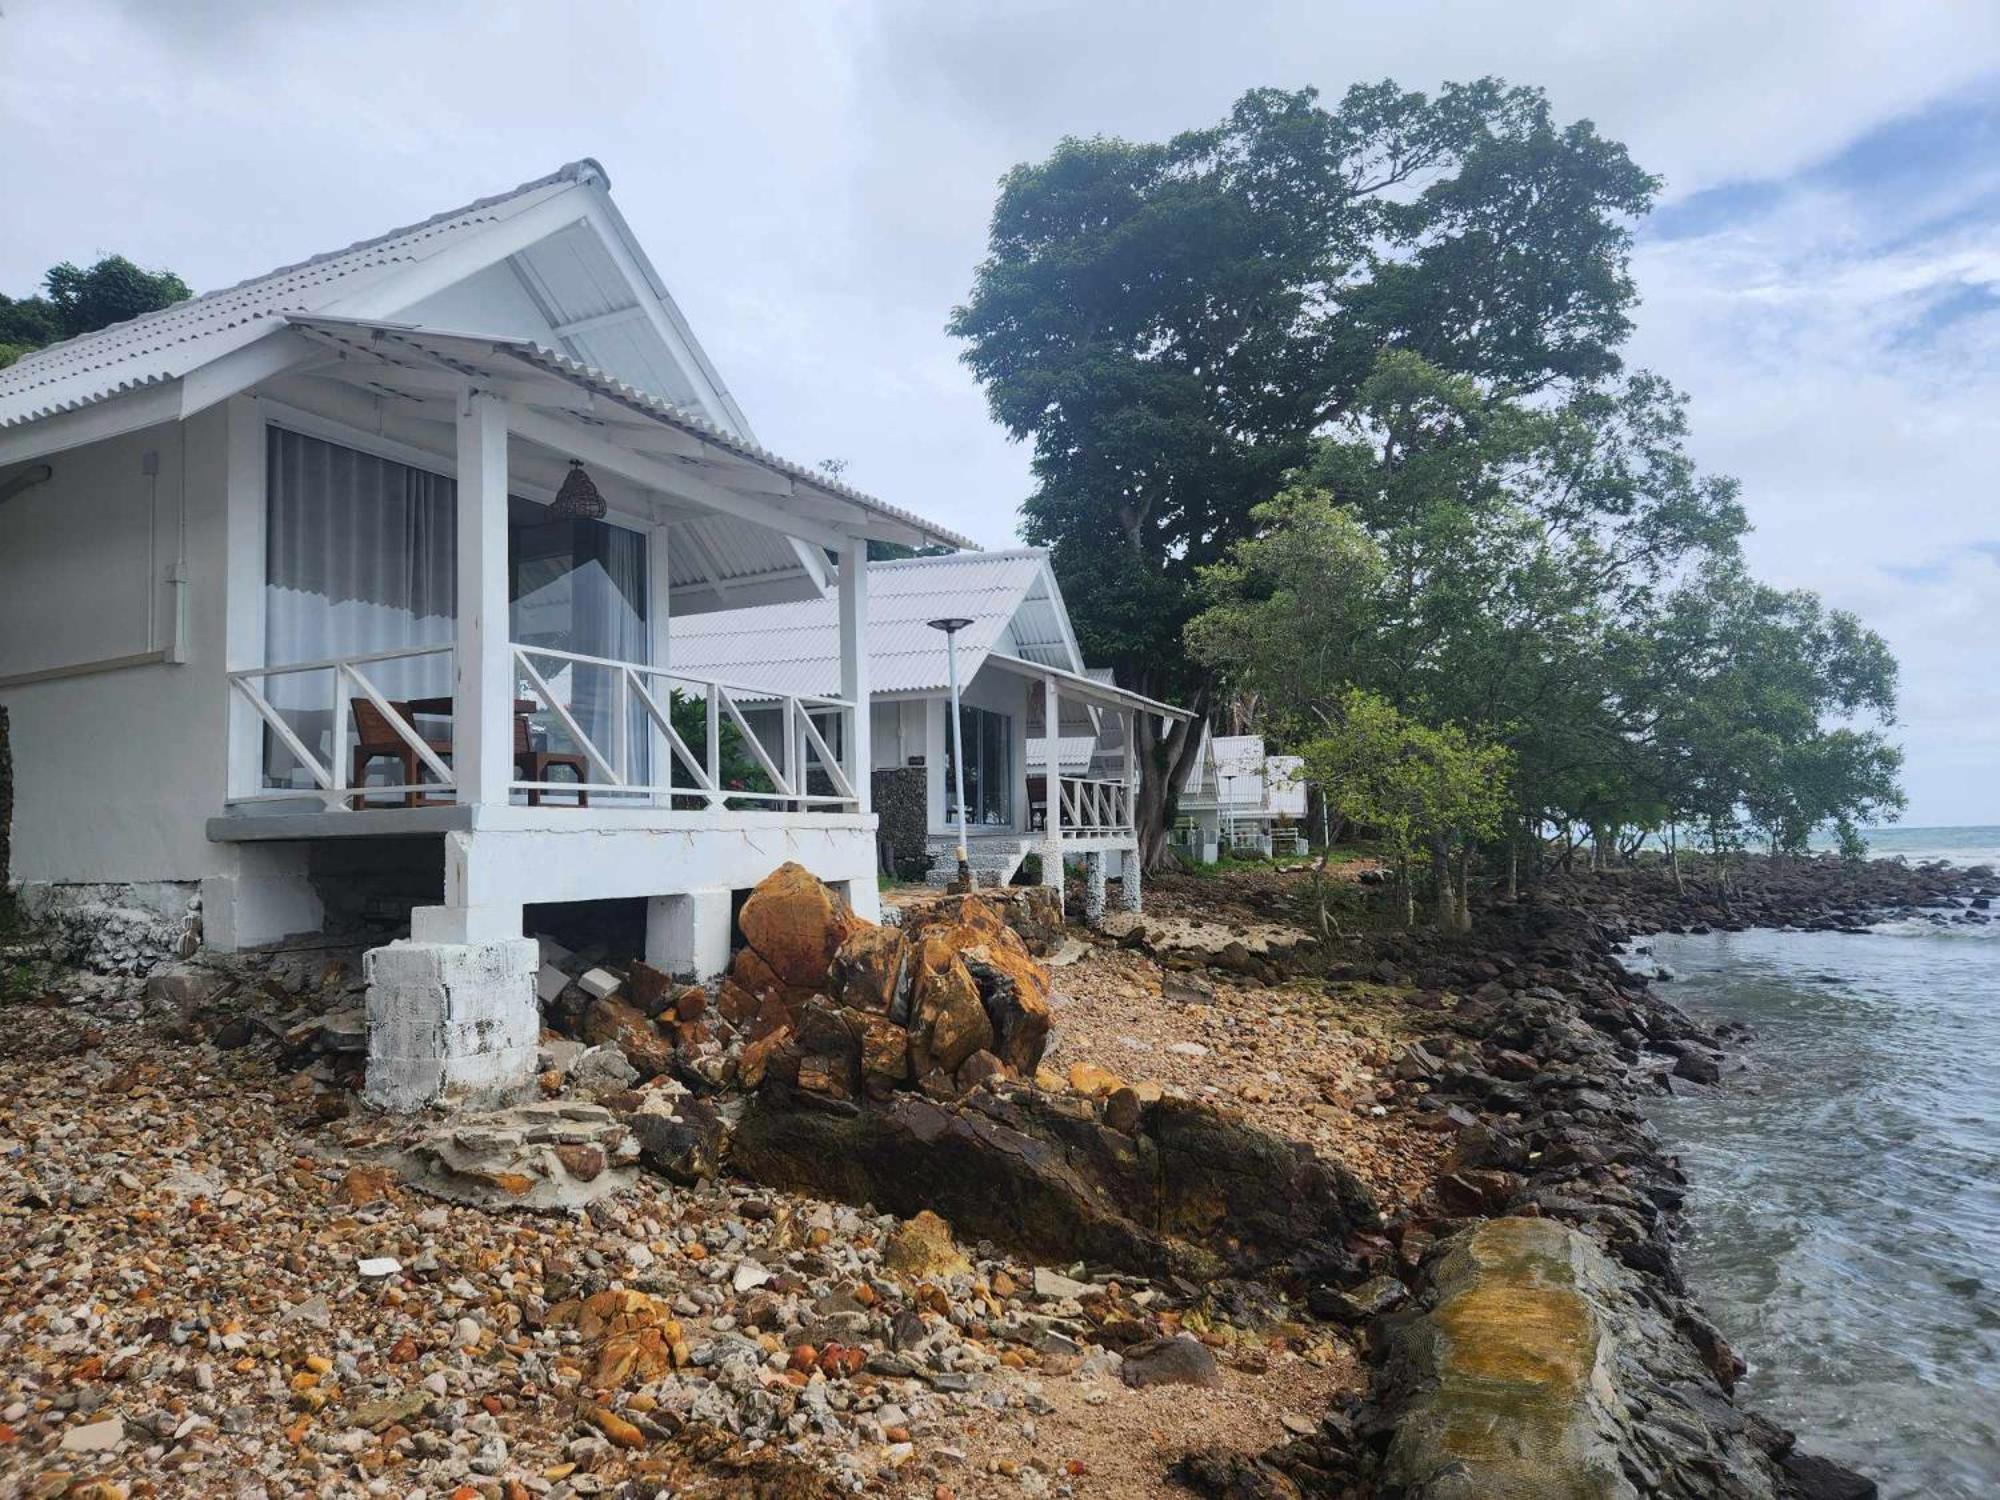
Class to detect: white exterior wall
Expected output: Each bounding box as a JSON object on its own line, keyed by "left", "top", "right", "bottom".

{"left": 870, "top": 698, "right": 926, "bottom": 771}
{"left": 0, "top": 411, "right": 237, "bottom": 884}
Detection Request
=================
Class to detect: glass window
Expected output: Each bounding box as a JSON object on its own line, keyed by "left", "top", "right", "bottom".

{"left": 946, "top": 704, "right": 1013, "bottom": 826}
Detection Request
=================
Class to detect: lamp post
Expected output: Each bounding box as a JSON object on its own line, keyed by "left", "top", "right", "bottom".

{"left": 928, "top": 617, "right": 975, "bottom": 890}
{"left": 1221, "top": 772, "right": 1237, "bottom": 859}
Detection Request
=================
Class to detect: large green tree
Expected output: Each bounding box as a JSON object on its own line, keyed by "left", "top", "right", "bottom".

{"left": 952, "top": 80, "right": 1658, "bottom": 864}
{"left": 0, "top": 255, "right": 191, "bottom": 366}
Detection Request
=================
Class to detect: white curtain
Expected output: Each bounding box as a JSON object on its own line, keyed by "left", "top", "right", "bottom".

{"left": 265, "top": 427, "right": 456, "bottom": 704}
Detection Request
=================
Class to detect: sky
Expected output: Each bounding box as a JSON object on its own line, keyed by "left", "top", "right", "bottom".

{"left": 2, "top": 0, "right": 1997, "bottom": 826}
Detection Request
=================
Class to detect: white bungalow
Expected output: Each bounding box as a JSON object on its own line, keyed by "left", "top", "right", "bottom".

{"left": 1176, "top": 729, "right": 1308, "bottom": 861}
{"left": 0, "top": 159, "right": 974, "bottom": 1108}
{"left": 671, "top": 549, "right": 1189, "bottom": 916}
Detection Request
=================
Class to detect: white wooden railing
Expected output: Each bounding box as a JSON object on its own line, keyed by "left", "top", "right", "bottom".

{"left": 227, "top": 641, "right": 857, "bottom": 814}
{"left": 227, "top": 643, "right": 457, "bottom": 807}
{"left": 510, "top": 644, "right": 857, "bottom": 811}
{"left": 1057, "top": 775, "right": 1133, "bottom": 837}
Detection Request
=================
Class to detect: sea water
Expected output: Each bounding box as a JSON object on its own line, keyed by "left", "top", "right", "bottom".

{"left": 1643, "top": 832, "right": 2000, "bottom": 1497}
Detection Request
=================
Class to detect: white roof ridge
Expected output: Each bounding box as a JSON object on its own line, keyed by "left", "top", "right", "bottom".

{"left": 8, "top": 160, "right": 605, "bottom": 375}
{"left": 865, "top": 544, "right": 1045, "bottom": 568}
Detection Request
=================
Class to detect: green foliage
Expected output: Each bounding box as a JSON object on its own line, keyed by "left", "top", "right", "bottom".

{"left": 0, "top": 255, "right": 192, "bottom": 367}
{"left": 952, "top": 79, "right": 1657, "bottom": 705}
{"left": 1294, "top": 689, "right": 1510, "bottom": 925}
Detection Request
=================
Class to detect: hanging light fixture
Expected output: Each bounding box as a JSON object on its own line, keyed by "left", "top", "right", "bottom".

{"left": 550, "top": 459, "right": 606, "bottom": 520}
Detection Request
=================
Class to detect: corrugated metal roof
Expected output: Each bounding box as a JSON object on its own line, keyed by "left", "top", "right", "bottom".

{"left": 0, "top": 161, "right": 602, "bottom": 430}
{"left": 671, "top": 550, "right": 1060, "bottom": 696}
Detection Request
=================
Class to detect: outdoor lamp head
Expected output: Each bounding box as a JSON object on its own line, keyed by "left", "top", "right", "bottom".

{"left": 927, "top": 617, "right": 974, "bottom": 634}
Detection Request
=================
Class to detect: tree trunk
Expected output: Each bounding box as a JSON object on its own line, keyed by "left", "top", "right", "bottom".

{"left": 1429, "top": 837, "right": 1457, "bottom": 931}
{"left": 1134, "top": 680, "right": 1212, "bottom": 872}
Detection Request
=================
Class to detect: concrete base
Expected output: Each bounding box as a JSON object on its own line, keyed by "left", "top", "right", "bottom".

{"left": 201, "top": 844, "right": 323, "bottom": 953}
{"left": 1082, "top": 851, "right": 1107, "bottom": 925}
{"left": 1039, "top": 840, "right": 1065, "bottom": 918}
{"left": 363, "top": 937, "right": 539, "bottom": 1113}
{"left": 1120, "top": 856, "right": 1143, "bottom": 913}
{"left": 645, "top": 889, "right": 734, "bottom": 981}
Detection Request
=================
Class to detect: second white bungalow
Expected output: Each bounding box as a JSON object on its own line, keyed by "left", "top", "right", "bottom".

{"left": 672, "top": 548, "right": 1189, "bottom": 918}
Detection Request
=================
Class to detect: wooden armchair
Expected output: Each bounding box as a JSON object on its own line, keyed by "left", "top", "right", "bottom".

{"left": 516, "top": 714, "right": 589, "bottom": 807}
{"left": 350, "top": 699, "right": 452, "bottom": 809}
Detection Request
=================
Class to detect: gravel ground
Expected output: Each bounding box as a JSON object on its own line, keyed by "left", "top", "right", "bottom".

{"left": 0, "top": 947, "right": 1371, "bottom": 1499}
{"left": 1043, "top": 944, "right": 1451, "bottom": 1218}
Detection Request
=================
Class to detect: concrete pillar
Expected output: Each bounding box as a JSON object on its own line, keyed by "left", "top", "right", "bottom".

{"left": 363, "top": 937, "right": 539, "bottom": 1112}
{"left": 1120, "top": 850, "right": 1143, "bottom": 913}
{"left": 644, "top": 889, "right": 735, "bottom": 981}
{"left": 201, "top": 844, "right": 323, "bottom": 952}
{"left": 1040, "top": 839, "right": 1065, "bottom": 917}
{"left": 1083, "top": 850, "right": 1107, "bottom": 925}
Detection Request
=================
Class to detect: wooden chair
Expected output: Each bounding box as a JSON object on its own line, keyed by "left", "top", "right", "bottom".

{"left": 516, "top": 714, "right": 589, "bottom": 807}
{"left": 350, "top": 699, "right": 452, "bottom": 809}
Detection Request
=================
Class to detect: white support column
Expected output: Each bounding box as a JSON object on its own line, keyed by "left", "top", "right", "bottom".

{"left": 838, "top": 535, "right": 871, "bottom": 815}
{"left": 1122, "top": 708, "right": 1137, "bottom": 832}
{"left": 223, "top": 396, "right": 268, "bottom": 800}
{"left": 647, "top": 520, "right": 673, "bottom": 805}
{"left": 455, "top": 390, "right": 512, "bottom": 808}
{"left": 1043, "top": 675, "right": 1061, "bottom": 840}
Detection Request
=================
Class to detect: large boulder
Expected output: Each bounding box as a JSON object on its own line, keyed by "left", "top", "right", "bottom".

{"left": 731, "top": 1084, "right": 1376, "bottom": 1281}
{"left": 897, "top": 894, "right": 1054, "bottom": 1077}
{"left": 1367, "top": 1217, "right": 1860, "bottom": 1500}
{"left": 737, "top": 862, "right": 863, "bottom": 990}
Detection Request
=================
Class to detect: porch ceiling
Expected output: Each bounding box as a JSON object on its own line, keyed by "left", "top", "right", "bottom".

{"left": 282, "top": 314, "right": 976, "bottom": 553}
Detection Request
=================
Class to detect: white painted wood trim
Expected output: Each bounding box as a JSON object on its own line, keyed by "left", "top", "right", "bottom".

{"left": 838, "top": 536, "right": 871, "bottom": 815}
{"left": 455, "top": 391, "right": 513, "bottom": 806}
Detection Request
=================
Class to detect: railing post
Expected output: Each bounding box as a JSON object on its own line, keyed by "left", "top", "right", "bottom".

{"left": 782, "top": 697, "right": 798, "bottom": 810}
{"left": 612, "top": 667, "right": 631, "bottom": 786}
{"left": 705, "top": 682, "right": 722, "bottom": 809}
{"left": 329, "top": 673, "right": 352, "bottom": 811}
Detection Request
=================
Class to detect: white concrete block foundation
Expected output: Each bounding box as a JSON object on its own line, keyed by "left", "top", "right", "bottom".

{"left": 363, "top": 937, "right": 539, "bottom": 1113}
{"left": 645, "top": 889, "right": 735, "bottom": 981}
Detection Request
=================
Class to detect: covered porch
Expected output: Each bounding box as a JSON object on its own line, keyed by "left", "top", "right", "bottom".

{"left": 200, "top": 317, "right": 967, "bottom": 1067}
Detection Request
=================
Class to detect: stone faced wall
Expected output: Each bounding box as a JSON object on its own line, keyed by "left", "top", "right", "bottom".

{"left": 873, "top": 766, "right": 929, "bottom": 879}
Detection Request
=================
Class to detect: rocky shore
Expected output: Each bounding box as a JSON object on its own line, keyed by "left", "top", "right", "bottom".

{"left": 0, "top": 851, "right": 1982, "bottom": 1498}
{"left": 1167, "top": 852, "right": 1992, "bottom": 1500}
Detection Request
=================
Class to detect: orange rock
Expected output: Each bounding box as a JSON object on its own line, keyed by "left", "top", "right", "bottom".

{"left": 388, "top": 1336, "right": 419, "bottom": 1364}
{"left": 1067, "top": 1062, "right": 1126, "bottom": 1098}
{"left": 737, "top": 1024, "right": 794, "bottom": 1089}
{"left": 830, "top": 924, "right": 909, "bottom": 1013}
{"left": 332, "top": 1163, "right": 396, "bottom": 1206}
{"left": 581, "top": 995, "right": 675, "bottom": 1078}
{"left": 907, "top": 936, "right": 993, "bottom": 1077}
{"left": 736, "top": 862, "right": 864, "bottom": 990}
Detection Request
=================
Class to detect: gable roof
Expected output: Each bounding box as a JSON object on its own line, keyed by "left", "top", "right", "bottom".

{"left": 671, "top": 549, "right": 1078, "bottom": 697}
{"left": 0, "top": 159, "right": 747, "bottom": 438}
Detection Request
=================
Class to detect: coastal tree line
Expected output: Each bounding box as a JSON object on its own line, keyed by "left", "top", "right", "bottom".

{"left": 951, "top": 78, "right": 1904, "bottom": 923}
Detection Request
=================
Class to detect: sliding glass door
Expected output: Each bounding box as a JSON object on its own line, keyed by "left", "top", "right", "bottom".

{"left": 946, "top": 704, "right": 1014, "bottom": 827}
